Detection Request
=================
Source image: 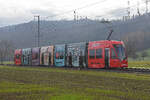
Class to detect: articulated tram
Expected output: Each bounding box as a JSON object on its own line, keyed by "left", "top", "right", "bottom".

{"left": 14, "top": 40, "right": 128, "bottom": 68}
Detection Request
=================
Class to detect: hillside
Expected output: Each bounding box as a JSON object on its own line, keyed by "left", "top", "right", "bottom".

{"left": 0, "top": 14, "right": 150, "bottom": 51}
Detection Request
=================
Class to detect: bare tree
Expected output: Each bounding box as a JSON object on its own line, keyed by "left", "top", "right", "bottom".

{"left": 131, "top": 53, "right": 139, "bottom": 60}
{"left": 0, "top": 40, "right": 15, "bottom": 64}
{"left": 122, "top": 31, "right": 150, "bottom": 58}
{"left": 123, "top": 35, "right": 137, "bottom": 58}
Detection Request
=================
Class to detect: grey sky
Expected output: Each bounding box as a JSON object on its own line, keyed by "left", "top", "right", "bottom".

{"left": 0, "top": 0, "right": 148, "bottom": 27}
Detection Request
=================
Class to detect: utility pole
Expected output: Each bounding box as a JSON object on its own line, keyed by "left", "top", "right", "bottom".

{"left": 145, "top": 0, "right": 148, "bottom": 14}
{"left": 74, "top": 10, "right": 76, "bottom": 21}
{"left": 127, "top": 0, "right": 130, "bottom": 19}
{"left": 34, "top": 15, "right": 40, "bottom": 47}
{"left": 137, "top": 1, "right": 141, "bottom": 16}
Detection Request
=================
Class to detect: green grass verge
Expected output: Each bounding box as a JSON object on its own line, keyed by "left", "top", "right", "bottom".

{"left": 1, "top": 61, "right": 14, "bottom": 65}
{"left": 0, "top": 66, "right": 150, "bottom": 100}
{"left": 128, "top": 61, "right": 150, "bottom": 68}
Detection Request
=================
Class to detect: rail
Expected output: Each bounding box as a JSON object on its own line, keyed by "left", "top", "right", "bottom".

{"left": 0, "top": 64, "right": 150, "bottom": 74}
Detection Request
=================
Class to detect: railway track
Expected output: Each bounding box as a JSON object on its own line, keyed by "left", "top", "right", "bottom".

{"left": 108, "top": 67, "right": 150, "bottom": 74}
{"left": 1, "top": 64, "right": 150, "bottom": 74}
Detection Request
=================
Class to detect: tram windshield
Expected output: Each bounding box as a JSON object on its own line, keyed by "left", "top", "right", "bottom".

{"left": 113, "top": 44, "right": 126, "bottom": 60}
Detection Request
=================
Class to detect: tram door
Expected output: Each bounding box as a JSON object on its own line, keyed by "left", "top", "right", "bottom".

{"left": 105, "top": 48, "right": 110, "bottom": 68}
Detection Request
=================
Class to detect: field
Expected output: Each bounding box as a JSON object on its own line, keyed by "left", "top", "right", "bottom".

{"left": 2, "top": 61, "right": 14, "bottom": 65}
{"left": 128, "top": 61, "right": 150, "bottom": 68}
{"left": 0, "top": 66, "right": 150, "bottom": 100}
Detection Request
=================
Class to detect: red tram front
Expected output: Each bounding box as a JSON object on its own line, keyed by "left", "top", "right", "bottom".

{"left": 14, "top": 49, "right": 22, "bottom": 65}
{"left": 88, "top": 40, "right": 128, "bottom": 68}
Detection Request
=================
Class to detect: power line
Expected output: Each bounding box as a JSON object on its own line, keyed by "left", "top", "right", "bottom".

{"left": 28, "top": 1, "right": 149, "bottom": 47}
{"left": 43, "top": 1, "right": 145, "bottom": 21}
{"left": 32, "top": 1, "right": 147, "bottom": 32}
{"left": 36, "top": 1, "right": 146, "bottom": 37}
{"left": 44, "top": 0, "right": 106, "bottom": 20}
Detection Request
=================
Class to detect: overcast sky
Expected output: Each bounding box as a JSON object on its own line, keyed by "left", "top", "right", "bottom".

{"left": 0, "top": 0, "right": 148, "bottom": 27}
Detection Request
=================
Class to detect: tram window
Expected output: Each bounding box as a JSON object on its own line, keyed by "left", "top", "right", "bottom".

{"left": 111, "top": 48, "right": 117, "bottom": 59}
{"left": 96, "top": 49, "right": 102, "bottom": 59}
{"left": 49, "top": 53, "right": 51, "bottom": 65}
{"left": 42, "top": 53, "right": 44, "bottom": 64}
{"left": 32, "top": 53, "right": 38, "bottom": 59}
{"left": 56, "top": 52, "right": 59, "bottom": 59}
{"left": 89, "top": 49, "right": 95, "bottom": 59}
{"left": 56, "top": 52, "right": 64, "bottom": 59}
{"left": 59, "top": 52, "right": 64, "bottom": 59}
{"left": 16, "top": 55, "right": 20, "bottom": 59}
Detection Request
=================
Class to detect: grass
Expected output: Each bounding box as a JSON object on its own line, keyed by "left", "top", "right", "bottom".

{"left": 0, "top": 66, "right": 150, "bottom": 100}
{"left": 134, "top": 48, "right": 150, "bottom": 61}
{"left": 1, "top": 61, "right": 14, "bottom": 65}
{"left": 128, "top": 60, "right": 150, "bottom": 68}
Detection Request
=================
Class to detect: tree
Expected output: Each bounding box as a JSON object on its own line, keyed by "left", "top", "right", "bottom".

{"left": 123, "top": 35, "right": 137, "bottom": 57}
{"left": 141, "top": 51, "right": 148, "bottom": 60}
{"left": 131, "top": 53, "right": 139, "bottom": 60}
{"left": 0, "top": 40, "right": 15, "bottom": 64}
